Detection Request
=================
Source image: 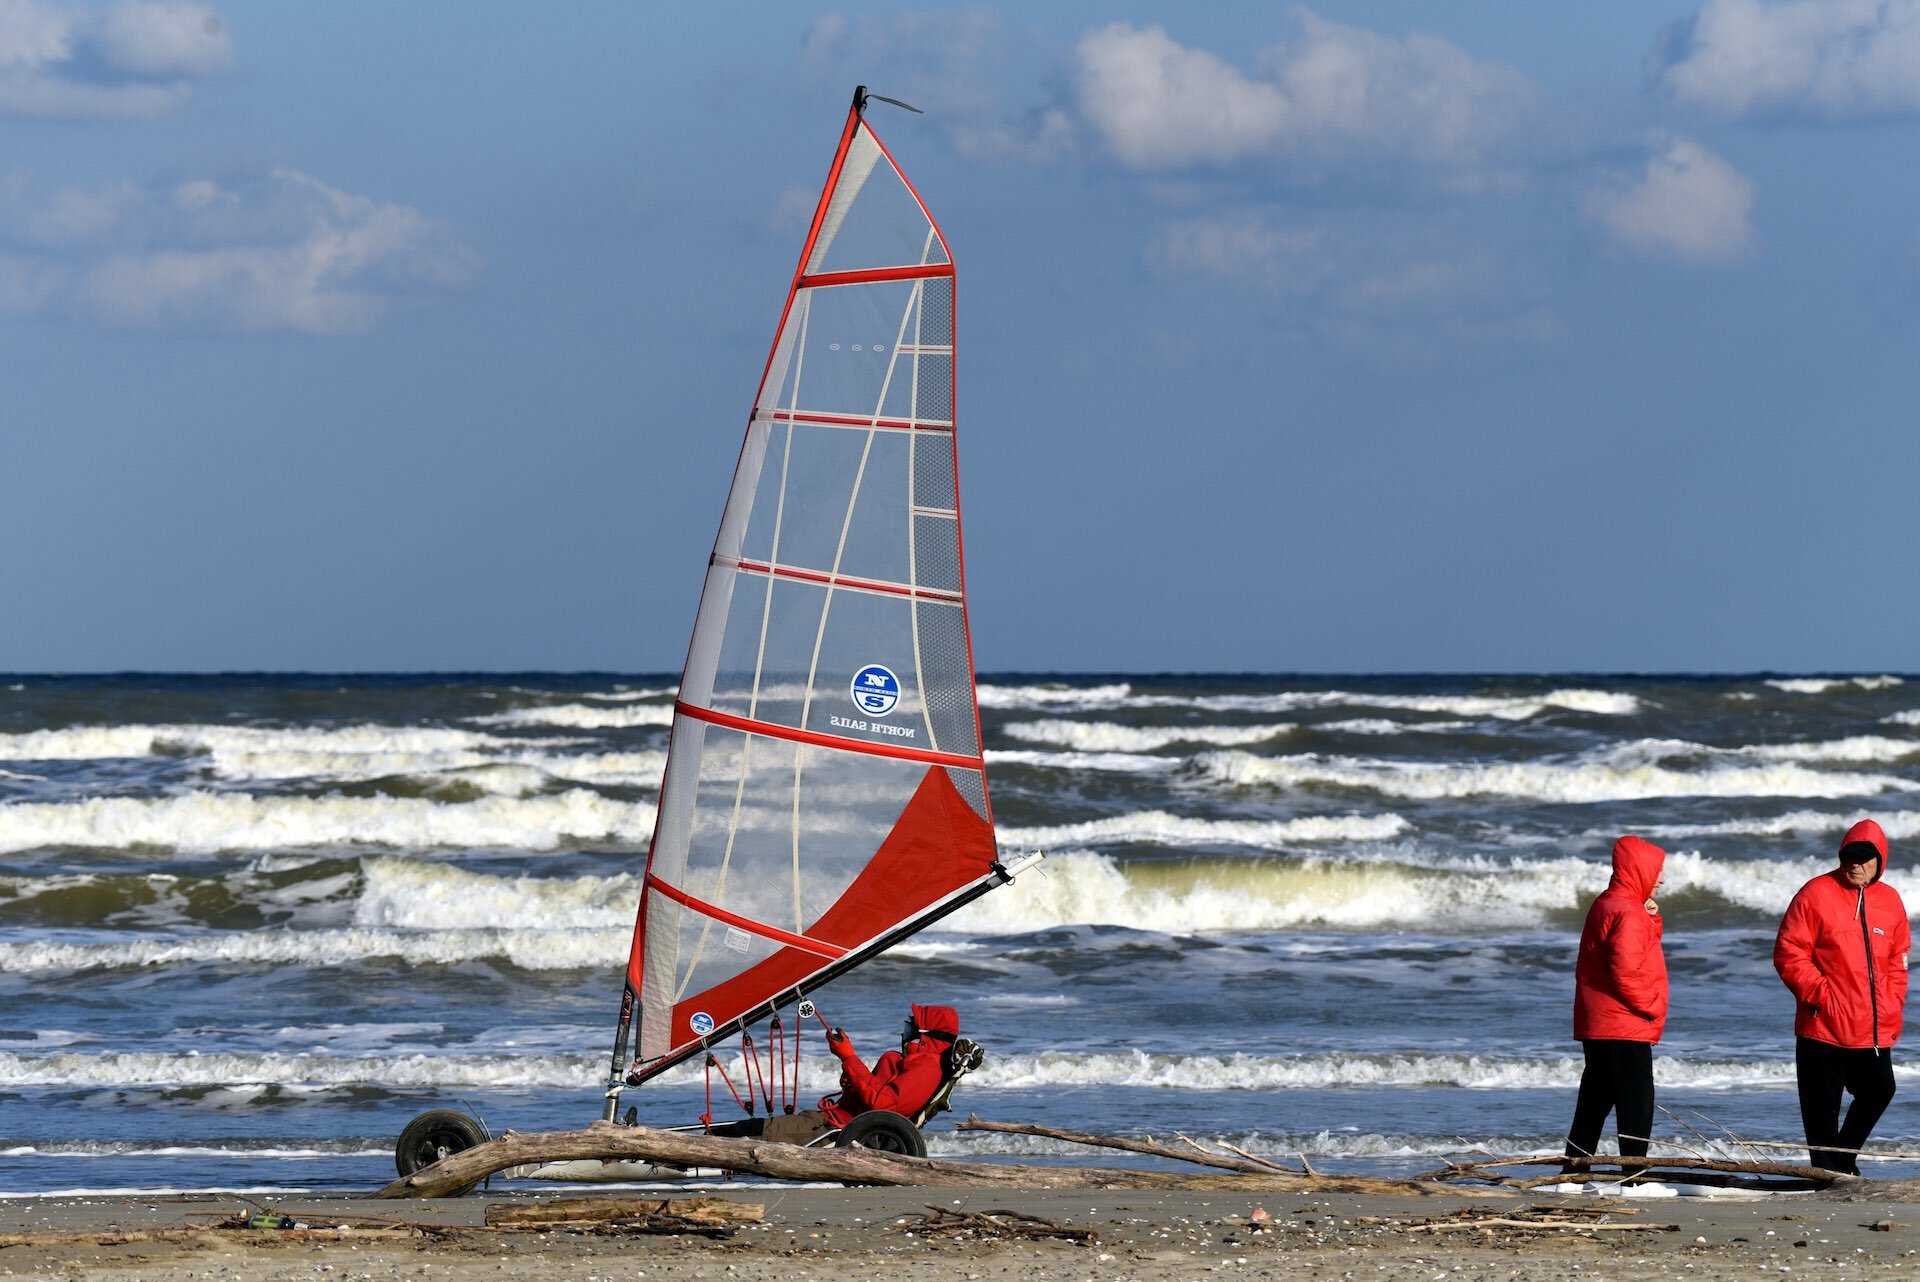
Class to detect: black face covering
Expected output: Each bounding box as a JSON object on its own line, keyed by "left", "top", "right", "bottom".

{"left": 901, "top": 1017, "right": 919, "bottom": 1052}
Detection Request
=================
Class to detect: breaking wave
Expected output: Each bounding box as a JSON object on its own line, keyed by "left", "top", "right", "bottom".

{"left": 1765, "top": 676, "right": 1904, "bottom": 694}
{"left": 0, "top": 790, "right": 657, "bottom": 855}
{"left": 1000, "top": 721, "right": 1295, "bottom": 752}
{"left": 997, "top": 811, "right": 1407, "bottom": 851}
{"left": 0, "top": 924, "right": 629, "bottom": 974}
{"left": 0, "top": 1047, "right": 1834, "bottom": 1093}
{"left": 945, "top": 846, "right": 1826, "bottom": 934}
{"left": 469, "top": 704, "right": 676, "bottom": 729}
{"left": 1199, "top": 751, "right": 1917, "bottom": 803}
{"left": 977, "top": 684, "right": 1638, "bottom": 719}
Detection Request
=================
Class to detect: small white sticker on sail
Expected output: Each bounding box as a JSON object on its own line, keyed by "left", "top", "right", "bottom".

{"left": 804, "top": 129, "right": 883, "bottom": 277}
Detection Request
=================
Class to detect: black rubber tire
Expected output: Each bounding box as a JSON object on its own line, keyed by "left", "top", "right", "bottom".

{"left": 395, "top": 1109, "right": 487, "bottom": 1194}
{"left": 833, "top": 1109, "right": 927, "bottom": 1158}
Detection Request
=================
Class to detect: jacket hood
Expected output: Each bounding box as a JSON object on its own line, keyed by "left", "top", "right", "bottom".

{"left": 1839, "top": 818, "right": 1889, "bottom": 884}
{"left": 1610, "top": 835, "right": 1665, "bottom": 901}
{"left": 911, "top": 1003, "right": 959, "bottom": 1042}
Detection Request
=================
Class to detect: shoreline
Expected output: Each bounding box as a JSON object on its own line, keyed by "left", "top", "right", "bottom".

{"left": 4, "top": 1183, "right": 1915, "bottom": 1282}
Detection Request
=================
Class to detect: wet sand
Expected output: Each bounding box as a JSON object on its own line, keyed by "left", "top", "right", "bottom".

{"left": 3, "top": 1184, "right": 1916, "bottom": 1282}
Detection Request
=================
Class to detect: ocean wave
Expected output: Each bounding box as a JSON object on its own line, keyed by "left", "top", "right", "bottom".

{"left": 354, "top": 855, "right": 642, "bottom": 931}
{"left": 1000, "top": 720, "right": 1296, "bottom": 752}
{"left": 946, "top": 846, "right": 1831, "bottom": 934}
{"left": 0, "top": 1047, "right": 1827, "bottom": 1093}
{"left": 976, "top": 683, "right": 1135, "bottom": 710}
{"left": 1198, "top": 751, "right": 1917, "bottom": 803}
{"left": 980, "top": 685, "right": 1638, "bottom": 720}
{"left": 1765, "top": 676, "right": 1904, "bottom": 694}
{"left": 0, "top": 924, "right": 629, "bottom": 974}
{"left": 0, "top": 789, "right": 657, "bottom": 855}
{"left": 996, "top": 811, "right": 1407, "bottom": 852}
{"left": 0, "top": 723, "right": 519, "bottom": 764}
{"left": 985, "top": 749, "right": 1174, "bottom": 775}
{"left": 469, "top": 704, "right": 676, "bottom": 729}
{"left": 1885, "top": 710, "right": 1920, "bottom": 727}
{"left": 1628, "top": 809, "right": 1920, "bottom": 842}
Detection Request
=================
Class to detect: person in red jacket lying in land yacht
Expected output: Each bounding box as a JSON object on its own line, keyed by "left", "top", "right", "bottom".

{"left": 709, "top": 1003, "right": 961, "bottom": 1145}
{"left": 1775, "top": 819, "right": 1911, "bottom": 1174}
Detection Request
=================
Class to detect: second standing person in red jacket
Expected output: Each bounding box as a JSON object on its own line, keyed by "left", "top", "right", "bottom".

{"left": 1773, "top": 819, "right": 1910, "bottom": 1174}
{"left": 1564, "top": 835, "right": 1668, "bottom": 1169}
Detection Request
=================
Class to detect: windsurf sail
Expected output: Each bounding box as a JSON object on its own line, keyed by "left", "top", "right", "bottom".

{"left": 606, "top": 87, "right": 1030, "bottom": 1111}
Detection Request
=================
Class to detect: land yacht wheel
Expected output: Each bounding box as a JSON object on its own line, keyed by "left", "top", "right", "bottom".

{"left": 395, "top": 1109, "right": 488, "bottom": 1195}
{"left": 833, "top": 1109, "right": 926, "bottom": 1158}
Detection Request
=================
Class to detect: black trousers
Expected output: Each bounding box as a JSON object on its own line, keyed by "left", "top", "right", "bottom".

{"left": 1795, "top": 1036, "right": 1897, "bottom": 1174}
{"left": 1565, "top": 1039, "right": 1654, "bottom": 1161}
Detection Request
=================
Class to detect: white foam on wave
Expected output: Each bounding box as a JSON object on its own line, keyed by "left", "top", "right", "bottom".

{"left": 976, "top": 682, "right": 1135, "bottom": 710}
{"left": 353, "top": 855, "right": 642, "bottom": 931}
{"left": 1200, "top": 750, "right": 1917, "bottom": 803}
{"left": 1630, "top": 809, "right": 1920, "bottom": 842}
{"left": 974, "top": 1049, "right": 1802, "bottom": 1091}
{"left": 980, "top": 684, "right": 1637, "bottom": 720}
{"left": 0, "top": 924, "right": 629, "bottom": 974}
{"left": 0, "top": 1047, "right": 1822, "bottom": 1093}
{"left": 582, "top": 687, "right": 678, "bottom": 702}
{"left": 469, "top": 704, "right": 677, "bottom": 729}
{"left": 998, "top": 810, "right": 1407, "bottom": 852}
{"left": 1766, "top": 676, "right": 1904, "bottom": 694}
{"left": 985, "top": 749, "right": 1173, "bottom": 774}
{"left": 0, "top": 723, "right": 520, "bottom": 764}
{"left": 1885, "top": 710, "right": 1920, "bottom": 727}
{"left": 944, "top": 844, "right": 1848, "bottom": 934}
{"left": 1318, "top": 718, "right": 1475, "bottom": 735}
{"left": 208, "top": 746, "right": 664, "bottom": 791}
{"left": 1000, "top": 720, "right": 1295, "bottom": 752}
{"left": 0, "top": 789, "right": 657, "bottom": 854}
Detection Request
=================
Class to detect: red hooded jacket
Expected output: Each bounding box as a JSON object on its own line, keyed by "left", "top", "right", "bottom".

{"left": 819, "top": 1003, "right": 959, "bottom": 1127}
{"left": 1773, "top": 820, "right": 1911, "bottom": 1050}
{"left": 1573, "top": 836, "right": 1669, "bottom": 1042}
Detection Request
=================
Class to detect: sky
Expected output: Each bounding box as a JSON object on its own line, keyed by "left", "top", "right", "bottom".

{"left": 3, "top": 0, "right": 1919, "bottom": 674}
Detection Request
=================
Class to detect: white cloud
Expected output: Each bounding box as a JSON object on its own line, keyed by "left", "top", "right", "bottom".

{"left": 0, "top": 0, "right": 229, "bottom": 119}
{"left": 1582, "top": 138, "right": 1757, "bottom": 266}
{"left": 1072, "top": 13, "right": 1539, "bottom": 174}
{"left": 1145, "top": 209, "right": 1559, "bottom": 359}
{"left": 0, "top": 167, "right": 474, "bottom": 333}
{"left": 1657, "top": 0, "right": 1920, "bottom": 120}
{"left": 95, "top": 1, "right": 232, "bottom": 78}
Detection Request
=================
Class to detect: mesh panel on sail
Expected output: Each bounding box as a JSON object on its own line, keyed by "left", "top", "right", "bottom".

{"left": 768, "top": 282, "right": 942, "bottom": 424}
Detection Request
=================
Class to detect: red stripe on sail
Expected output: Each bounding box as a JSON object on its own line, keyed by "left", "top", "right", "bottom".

{"left": 663, "top": 764, "right": 997, "bottom": 1050}
{"left": 727, "top": 558, "right": 962, "bottom": 603}
{"left": 675, "top": 700, "right": 984, "bottom": 770}
{"left": 799, "top": 263, "right": 954, "bottom": 290}
{"left": 759, "top": 409, "right": 952, "bottom": 433}
{"left": 645, "top": 878, "right": 847, "bottom": 960}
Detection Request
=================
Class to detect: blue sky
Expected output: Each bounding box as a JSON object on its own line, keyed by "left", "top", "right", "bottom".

{"left": 3, "top": 1, "right": 1918, "bottom": 673}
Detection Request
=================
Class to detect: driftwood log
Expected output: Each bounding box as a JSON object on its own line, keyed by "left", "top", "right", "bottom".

{"left": 374, "top": 1120, "right": 1423, "bottom": 1199}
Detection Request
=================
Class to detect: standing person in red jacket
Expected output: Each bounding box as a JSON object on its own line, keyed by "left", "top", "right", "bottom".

{"left": 1773, "top": 819, "right": 1911, "bottom": 1174}
{"left": 1564, "top": 836, "right": 1668, "bottom": 1167}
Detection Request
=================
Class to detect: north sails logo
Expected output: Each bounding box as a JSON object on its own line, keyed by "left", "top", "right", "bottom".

{"left": 850, "top": 664, "right": 900, "bottom": 717}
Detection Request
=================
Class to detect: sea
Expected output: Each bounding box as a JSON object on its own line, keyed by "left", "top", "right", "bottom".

{"left": 2, "top": 672, "right": 1917, "bottom": 1196}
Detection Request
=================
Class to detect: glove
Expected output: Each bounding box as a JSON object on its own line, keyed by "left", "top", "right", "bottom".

{"left": 825, "top": 1027, "right": 857, "bottom": 1061}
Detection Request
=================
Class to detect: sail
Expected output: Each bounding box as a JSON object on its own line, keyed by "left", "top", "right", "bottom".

{"left": 617, "top": 89, "right": 1002, "bottom": 1087}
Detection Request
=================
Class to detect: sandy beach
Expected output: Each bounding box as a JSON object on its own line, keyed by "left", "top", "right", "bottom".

{"left": 3, "top": 1183, "right": 1915, "bottom": 1282}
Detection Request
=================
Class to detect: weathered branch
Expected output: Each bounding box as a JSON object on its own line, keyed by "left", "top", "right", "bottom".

{"left": 375, "top": 1120, "right": 1448, "bottom": 1199}
{"left": 958, "top": 1118, "right": 1294, "bottom": 1175}
{"left": 1417, "top": 1153, "right": 1846, "bottom": 1186}
{"left": 373, "top": 1121, "right": 1353, "bottom": 1199}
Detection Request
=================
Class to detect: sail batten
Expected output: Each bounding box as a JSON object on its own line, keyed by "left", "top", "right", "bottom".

{"left": 615, "top": 92, "right": 1001, "bottom": 1090}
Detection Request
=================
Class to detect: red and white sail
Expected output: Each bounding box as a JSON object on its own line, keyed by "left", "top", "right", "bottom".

{"left": 614, "top": 89, "right": 1009, "bottom": 1090}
